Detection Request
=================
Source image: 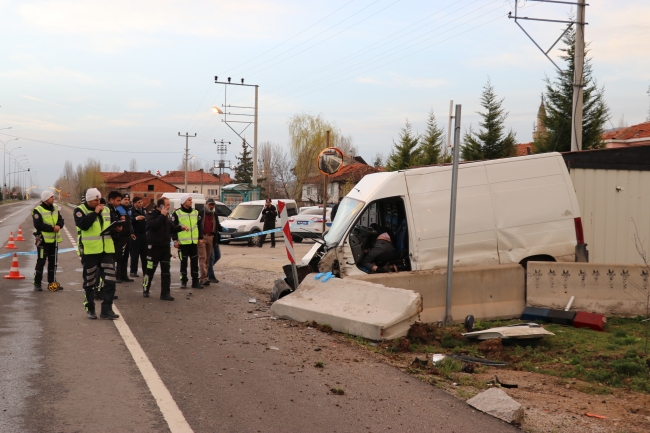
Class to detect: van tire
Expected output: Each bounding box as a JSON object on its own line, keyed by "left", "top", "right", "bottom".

{"left": 249, "top": 230, "right": 261, "bottom": 247}
{"left": 519, "top": 255, "right": 555, "bottom": 270}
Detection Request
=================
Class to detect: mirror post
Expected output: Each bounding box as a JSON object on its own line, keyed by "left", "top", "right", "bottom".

{"left": 323, "top": 130, "right": 330, "bottom": 233}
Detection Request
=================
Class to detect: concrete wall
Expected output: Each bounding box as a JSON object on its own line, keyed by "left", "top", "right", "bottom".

{"left": 352, "top": 264, "right": 525, "bottom": 324}
{"left": 527, "top": 261, "right": 650, "bottom": 316}
{"left": 570, "top": 168, "right": 650, "bottom": 264}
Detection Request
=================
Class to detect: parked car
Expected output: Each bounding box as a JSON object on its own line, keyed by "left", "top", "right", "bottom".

{"left": 161, "top": 193, "right": 231, "bottom": 222}
{"left": 289, "top": 207, "right": 332, "bottom": 242}
{"left": 220, "top": 199, "right": 298, "bottom": 246}
{"left": 296, "top": 152, "right": 588, "bottom": 280}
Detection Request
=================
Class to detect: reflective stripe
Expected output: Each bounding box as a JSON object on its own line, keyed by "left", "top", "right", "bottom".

{"left": 175, "top": 209, "right": 199, "bottom": 245}
{"left": 77, "top": 206, "right": 115, "bottom": 254}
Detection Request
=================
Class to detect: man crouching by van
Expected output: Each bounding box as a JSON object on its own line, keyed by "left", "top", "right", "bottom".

{"left": 360, "top": 233, "right": 397, "bottom": 274}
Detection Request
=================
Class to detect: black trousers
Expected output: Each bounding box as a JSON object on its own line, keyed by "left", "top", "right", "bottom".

{"left": 178, "top": 243, "right": 199, "bottom": 284}
{"left": 259, "top": 228, "right": 276, "bottom": 247}
{"left": 82, "top": 253, "right": 116, "bottom": 314}
{"left": 34, "top": 242, "right": 56, "bottom": 284}
{"left": 144, "top": 245, "right": 171, "bottom": 298}
{"left": 130, "top": 233, "right": 147, "bottom": 275}
{"left": 113, "top": 238, "right": 130, "bottom": 279}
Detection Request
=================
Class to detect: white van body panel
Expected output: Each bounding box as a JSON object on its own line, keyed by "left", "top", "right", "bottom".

{"left": 321, "top": 152, "right": 581, "bottom": 275}
{"left": 221, "top": 199, "right": 297, "bottom": 241}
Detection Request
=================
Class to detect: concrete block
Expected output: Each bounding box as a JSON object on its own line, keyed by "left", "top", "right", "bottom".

{"left": 270, "top": 277, "right": 422, "bottom": 340}
{"left": 352, "top": 265, "right": 525, "bottom": 324}
{"left": 527, "top": 261, "right": 650, "bottom": 317}
{"left": 467, "top": 387, "right": 524, "bottom": 426}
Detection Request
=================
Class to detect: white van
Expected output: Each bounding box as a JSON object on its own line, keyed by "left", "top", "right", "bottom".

{"left": 161, "top": 193, "right": 231, "bottom": 222}
{"left": 303, "top": 152, "right": 587, "bottom": 278}
{"left": 221, "top": 199, "right": 298, "bottom": 246}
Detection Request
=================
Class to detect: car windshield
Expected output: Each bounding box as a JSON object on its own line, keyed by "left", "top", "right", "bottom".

{"left": 228, "top": 204, "right": 263, "bottom": 220}
{"left": 215, "top": 204, "right": 231, "bottom": 217}
{"left": 324, "top": 197, "right": 364, "bottom": 246}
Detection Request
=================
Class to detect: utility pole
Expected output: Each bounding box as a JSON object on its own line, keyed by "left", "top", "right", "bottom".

{"left": 322, "top": 131, "right": 330, "bottom": 233}
{"left": 178, "top": 132, "right": 196, "bottom": 193}
{"left": 447, "top": 100, "right": 454, "bottom": 150}
{"left": 444, "top": 104, "right": 462, "bottom": 326}
{"left": 570, "top": 0, "right": 586, "bottom": 152}
{"left": 253, "top": 85, "right": 259, "bottom": 186}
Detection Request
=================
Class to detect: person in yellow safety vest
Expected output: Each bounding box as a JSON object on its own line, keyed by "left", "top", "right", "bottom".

{"left": 171, "top": 194, "right": 204, "bottom": 289}
{"left": 32, "top": 190, "right": 65, "bottom": 291}
{"left": 73, "top": 188, "right": 123, "bottom": 320}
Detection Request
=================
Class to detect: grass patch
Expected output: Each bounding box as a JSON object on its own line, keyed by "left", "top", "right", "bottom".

{"left": 330, "top": 387, "right": 345, "bottom": 395}
{"left": 315, "top": 361, "right": 324, "bottom": 368}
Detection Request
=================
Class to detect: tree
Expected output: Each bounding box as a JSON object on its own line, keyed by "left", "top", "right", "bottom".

{"left": 534, "top": 25, "right": 609, "bottom": 153}
{"left": 258, "top": 141, "right": 297, "bottom": 199}
{"left": 234, "top": 140, "right": 253, "bottom": 184}
{"left": 177, "top": 157, "right": 209, "bottom": 172}
{"left": 461, "top": 79, "right": 517, "bottom": 161}
{"left": 385, "top": 119, "right": 421, "bottom": 171}
{"left": 372, "top": 153, "right": 384, "bottom": 167}
{"left": 128, "top": 158, "right": 138, "bottom": 172}
{"left": 417, "top": 109, "right": 447, "bottom": 165}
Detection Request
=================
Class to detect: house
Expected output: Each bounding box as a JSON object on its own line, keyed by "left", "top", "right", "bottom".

{"left": 159, "top": 170, "right": 230, "bottom": 198}
{"left": 100, "top": 171, "right": 177, "bottom": 208}
{"left": 301, "top": 162, "right": 383, "bottom": 205}
{"left": 562, "top": 146, "right": 650, "bottom": 264}
{"left": 516, "top": 143, "right": 534, "bottom": 156}
{"left": 602, "top": 121, "right": 650, "bottom": 148}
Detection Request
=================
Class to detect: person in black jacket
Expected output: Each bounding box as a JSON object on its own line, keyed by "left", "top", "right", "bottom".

{"left": 258, "top": 198, "right": 277, "bottom": 248}
{"left": 143, "top": 197, "right": 185, "bottom": 300}
{"left": 359, "top": 232, "right": 396, "bottom": 273}
{"left": 129, "top": 196, "right": 147, "bottom": 277}
{"left": 32, "top": 190, "right": 65, "bottom": 291}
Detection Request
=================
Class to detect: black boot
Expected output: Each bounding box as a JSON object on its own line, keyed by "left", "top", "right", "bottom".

{"left": 100, "top": 310, "right": 119, "bottom": 320}
{"left": 87, "top": 308, "right": 97, "bottom": 320}
{"left": 160, "top": 294, "right": 174, "bottom": 301}
{"left": 143, "top": 290, "right": 150, "bottom": 298}
{"left": 191, "top": 281, "right": 202, "bottom": 289}
{"left": 33, "top": 282, "right": 43, "bottom": 291}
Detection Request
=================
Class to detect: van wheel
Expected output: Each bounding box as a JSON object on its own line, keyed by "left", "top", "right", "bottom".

{"left": 519, "top": 255, "right": 555, "bottom": 270}
{"left": 249, "top": 230, "right": 262, "bottom": 247}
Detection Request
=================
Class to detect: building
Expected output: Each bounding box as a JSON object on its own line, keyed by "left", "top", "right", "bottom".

{"left": 159, "top": 170, "right": 231, "bottom": 198}
{"left": 602, "top": 121, "right": 650, "bottom": 148}
{"left": 100, "top": 171, "right": 177, "bottom": 208}
{"left": 562, "top": 146, "right": 650, "bottom": 264}
{"left": 301, "top": 162, "right": 383, "bottom": 205}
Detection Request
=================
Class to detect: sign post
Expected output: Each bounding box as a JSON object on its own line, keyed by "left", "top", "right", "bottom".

{"left": 279, "top": 200, "right": 300, "bottom": 289}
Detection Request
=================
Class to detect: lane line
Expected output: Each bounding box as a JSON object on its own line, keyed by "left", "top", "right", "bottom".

{"left": 110, "top": 305, "right": 194, "bottom": 433}
{"left": 62, "top": 226, "right": 77, "bottom": 248}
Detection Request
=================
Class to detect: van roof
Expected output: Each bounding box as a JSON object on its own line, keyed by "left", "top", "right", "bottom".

{"left": 238, "top": 199, "right": 296, "bottom": 205}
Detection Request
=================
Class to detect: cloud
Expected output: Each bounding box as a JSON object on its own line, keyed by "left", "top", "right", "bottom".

{"left": 0, "top": 64, "right": 98, "bottom": 85}
{"left": 357, "top": 72, "right": 447, "bottom": 89}
{"left": 19, "top": 94, "right": 68, "bottom": 107}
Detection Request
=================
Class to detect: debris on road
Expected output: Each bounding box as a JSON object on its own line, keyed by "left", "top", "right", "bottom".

{"left": 487, "top": 376, "right": 518, "bottom": 389}
{"left": 432, "top": 354, "right": 446, "bottom": 364}
{"left": 467, "top": 388, "right": 524, "bottom": 426}
{"left": 462, "top": 323, "right": 554, "bottom": 341}
{"left": 585, "top": 413, "right": 607, "bottom": 419}
{"left": 248, "top": 298, "right": 257, "bottom": 304}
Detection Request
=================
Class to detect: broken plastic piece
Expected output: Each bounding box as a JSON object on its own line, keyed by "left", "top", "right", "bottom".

{"left": 249, "top": 298, "right": 257, "bottom": 304}
{"left": 432, "top": 354, "right": 446, "bottom": 364}
{"left": 449, "top": 354, "right": 508, "bottom": 367}
{"left": 314, "top": 273, "right": 325, "bottom": 280}
{"left": 585, "top": 413, "right": 606, "bottom": 419}
{"left": 321, "top": 273, "right": 335, "bottom": 283}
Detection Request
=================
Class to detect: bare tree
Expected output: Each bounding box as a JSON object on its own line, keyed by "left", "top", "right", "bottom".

{"left": 129, "top": 158, "right": 138, "bottom": 172}
{"left": 177, "top": 158, "right": 211, "bottom": 172}
{"left": 258, "top": 141, "right": 296, "bottom": 199}
{"left": 632, "top": 219, "right": 650, "bottom": 355}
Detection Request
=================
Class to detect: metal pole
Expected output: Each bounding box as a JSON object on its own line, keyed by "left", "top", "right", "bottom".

{"left": 323, "top": 131, "right": 329, "bottom": 233}
{"left": 178, "top": 132, "right": 196, "bottom": 193}
{"left": 447, "top": 100, "right": 454, "bottom": 149}
{"left": 252, "top": 85, "right": 259, "bottom": 186}
{"left": 444, "top": 104, "right": 462, "bottom": 326}
{"left": 570, "top": 0, "right": 586, "bottom": 151}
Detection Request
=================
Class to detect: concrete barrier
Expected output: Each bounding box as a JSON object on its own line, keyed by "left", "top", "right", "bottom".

{"left": 353, "top": 265, "right": 525, "bottom": 324}
{"left": 270, "top": 277, "right": 422, "bottom": 340}
{"left": 527, "top": 261, "right": 650, "bottom": 316}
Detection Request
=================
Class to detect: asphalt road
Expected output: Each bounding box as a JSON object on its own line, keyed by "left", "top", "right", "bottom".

{"left": 0, "top": 201, "right": 519, "bottom": 433}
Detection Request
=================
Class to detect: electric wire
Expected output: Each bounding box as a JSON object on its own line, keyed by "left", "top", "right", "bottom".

{"left": 0, "top": 133, "right": 179, "bottom": 154}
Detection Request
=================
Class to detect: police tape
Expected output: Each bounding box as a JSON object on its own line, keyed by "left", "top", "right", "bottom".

{"left": 0, "top": 247, "right": 78, "bottom": 260}
{"left": 221, "top": 227, "right": 282, "bottom": 240}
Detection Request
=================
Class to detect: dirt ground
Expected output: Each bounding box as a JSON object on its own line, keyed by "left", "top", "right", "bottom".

{"left": 215, "top": 241, "right": 650, "bottom": 433}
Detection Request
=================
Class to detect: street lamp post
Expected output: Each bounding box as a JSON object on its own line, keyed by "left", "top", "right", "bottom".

{"left": 14, "top": 156, "right": 27, "bottom": 194}
{"left": 1, "top": 139, "right": 19, "bottom": 194}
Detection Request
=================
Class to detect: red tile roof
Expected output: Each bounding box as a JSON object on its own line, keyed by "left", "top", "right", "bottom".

{"left": 159, "top": 170, "right": 225, "bottom": 185}
{"left": 103, "top": 171, "right": 155, "bottom": 185}
{"left": 303, "top": 163, "right": 383, "bottom": 184}
{"left": 602, "top": 121, "right": 650, "bottom": 146}
{"left": 117, "top": 176, "right": 177, "bottom": 190}
{"left": 101, "top": 172, "right": 122, "bottom": 182}
{"left": 516, "top": 143, "right": 534, "bottom": 156}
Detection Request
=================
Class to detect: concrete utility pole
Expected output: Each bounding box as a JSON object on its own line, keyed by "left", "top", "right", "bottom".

{"left": 322, "top": 131, "right": 330, "bottom": 233}
{"left": 253, "top": 85, "right": 259, "bottom": 186}
{"left": 178, "top": 132, "right": 197, "bottom": 193}
{"left": 570, "top": 0, "right": 587, "bottom": 152}
{"left": 444, "top": 104, "right": 462, "bottom": 326}
{"left": 446, "top": 100, "right": 454, "bottom": 150}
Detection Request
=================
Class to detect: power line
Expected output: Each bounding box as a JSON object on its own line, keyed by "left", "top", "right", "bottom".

{"left": 0, "top": 133, "right": 179, "bottom": 154}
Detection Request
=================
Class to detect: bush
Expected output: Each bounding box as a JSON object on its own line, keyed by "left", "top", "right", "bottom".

{"left": 611, "top": 359, "right": 646, "bottom": 377}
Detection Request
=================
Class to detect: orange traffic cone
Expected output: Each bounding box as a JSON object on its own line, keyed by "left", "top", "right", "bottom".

{"left": 4, "top": 253, "right": 25, "bottom": 279}
{"left": 16, "top": 226, "right": 25, "bottom": 241}
{"left": 4, "top": 232, "right": 17, "bottom": 249}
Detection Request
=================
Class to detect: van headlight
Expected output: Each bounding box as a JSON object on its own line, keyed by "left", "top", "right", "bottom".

{"left": 237, "top": 225, "right": 246, "bottom": 232}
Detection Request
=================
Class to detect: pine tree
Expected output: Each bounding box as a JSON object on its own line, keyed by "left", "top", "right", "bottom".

{"left": 385, "top": 119, "right": 421, "bottom": 171}
{"left": 461, "top": 79, "right": 517, "bottom": 161}
{"left": 234, "top": 140, "right": 253, "bottom": 184}
{"left": 534, "top": 26, "right": 609, "bottom": 153}
{"left": 417, "top": 110, "right": 446, "bottom": 165}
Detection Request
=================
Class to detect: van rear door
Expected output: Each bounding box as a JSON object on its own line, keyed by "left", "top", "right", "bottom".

{"left": 404, "top": 164, "right": 499, "bottom": 270}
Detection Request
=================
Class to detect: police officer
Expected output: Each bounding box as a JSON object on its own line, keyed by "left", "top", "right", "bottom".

{"left": 32, "top": 190, "right": 65, "bottom": 291}
{"left": 143, "top": 197, "right": 184, "bottom": 300}
{"left": 106, "top": 191, "right": 134, "bottom": 283}
{"left": 74, "top": 188, "right": 121, "bottom": 320}
{"left": 129, "top": 196, "right": 147, "bottom": 277}
{"left": 171, "top": 194, "right": 203, "bottom": 289}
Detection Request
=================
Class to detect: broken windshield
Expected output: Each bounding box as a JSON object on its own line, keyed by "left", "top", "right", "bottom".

{"left": 324, "top": 197, "right": 365, "bottom": 246}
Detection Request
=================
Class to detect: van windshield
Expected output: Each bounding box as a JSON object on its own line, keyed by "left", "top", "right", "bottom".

{"left": 228, "top": 204, "right": 263, "bottom": 220}
{"left": 324, "top": 197, "right": 365, "bottom": 246}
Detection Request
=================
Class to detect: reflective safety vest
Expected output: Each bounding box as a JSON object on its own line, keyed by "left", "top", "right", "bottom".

{"left": 33, "top": 204, "right": 62, "bottom": 243}
{"left": 77, "top": 205, "right": 115, "bottom": 255}
{"left": 174, "top": 207, "right": 199, "bottom": 245}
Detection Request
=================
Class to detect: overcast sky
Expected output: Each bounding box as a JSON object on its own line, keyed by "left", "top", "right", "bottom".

{"left": 1, "top": 0, "right": 649, "bottom": 191}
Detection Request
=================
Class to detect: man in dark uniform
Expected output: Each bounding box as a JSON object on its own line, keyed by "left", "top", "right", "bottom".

{"left": 171, "top": 194, "right": 203, "bottom": 289}
{"left": 259, "top": 198, "right": 277, "bottom": 248}
{"left": 129, "top": 196, "right": 148, "bottom": 277}
{"left": 143, "top": 197, "right": 185, "bottom": 300}
{"left": 74, "top": 188, "right": 121, "bottom": 320}
{"left": 32, "top": 190, "right": 65, "bottom": 291}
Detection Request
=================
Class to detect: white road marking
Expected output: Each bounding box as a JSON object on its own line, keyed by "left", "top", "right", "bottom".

{"left": 110, "top": 305, "right": 194, "bottom": 433}
{"left": 62, "top": 226, "right": 77, "bottom": 248}
{"left": 0, "top": 205, "right": 32, "bottom": 224}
